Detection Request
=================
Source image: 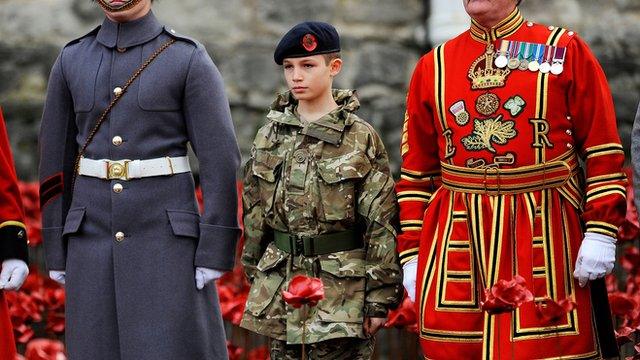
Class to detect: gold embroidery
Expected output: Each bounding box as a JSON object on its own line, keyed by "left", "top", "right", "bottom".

{"left": 462, "top": 115, "right": 517, "bottom": 153}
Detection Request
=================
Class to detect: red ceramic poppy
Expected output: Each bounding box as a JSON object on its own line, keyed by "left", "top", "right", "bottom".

{"left": 481, "top": 275, "right": 534, "bottom": 314}
{"left": 609, "top": 292, "right": 637, "bottom": 318}
{"left": 226, "top": 341, "right": 244, "bottom": 360}
{"left": 247, "top": 346, "right": 270, "bottom": 360}
{"left": 615, "top": 326, "right": 635, "bottom": 346}
{"left": 384, "top": 296, "right": 418, "bottom": 333}
{"left": 24, "top": 338, "right": 66, "bottom": 360}
{"left": 535, "top": 297, "right": 576, "bottom": 324}
{"left": 282, "top": 275, "right": 325, "bottom": 308}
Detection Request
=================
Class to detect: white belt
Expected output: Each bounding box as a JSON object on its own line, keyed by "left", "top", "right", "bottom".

{"left": 78, "top": 156, "right": 191, "bottom": 181}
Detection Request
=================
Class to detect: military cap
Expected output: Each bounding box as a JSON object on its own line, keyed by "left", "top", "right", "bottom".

{"left": 274, "top": 21, "right": 340, "bottom": 65}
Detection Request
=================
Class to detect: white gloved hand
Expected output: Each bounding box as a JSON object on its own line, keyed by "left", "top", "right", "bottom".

{"left": 49, "top": 270, "right": 66, "bottom": 285}
{"left": 403, "top": 258, "right": 418, "bottom": 303}
{"left": 573, "top": 232, "right": 616, "bottom": 287}
{"left": 195, "top": 267, "right": 224, "bottom": 290}
{"left": 0, "top": 259, "right": 29, "bottom": 291}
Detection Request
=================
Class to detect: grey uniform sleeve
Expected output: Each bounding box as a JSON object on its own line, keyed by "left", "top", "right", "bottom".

{"left": 632, "top": 102, "right": 640, "bottom": 213}
{"left": 184, "top": 45, "right": 241, "bottom": 271}
{"left": 38, "top": 51, "right": 78, "bottom": 271}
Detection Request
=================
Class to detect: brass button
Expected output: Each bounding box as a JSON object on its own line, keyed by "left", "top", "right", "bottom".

{"left": 115, "top": 232, "right": 125, "bottom": 242}
{"left": 113, "top": 87, "right": 123, "bottom": 96}
{"left": 566, "top": 143, "right": 573, "bottom": 149}
{"left": 113, "top": 183, "right": 123, "bottom": 193}
{"left": 565, "top": 129, "right": 572, "bottom": 136}
{"left": 117, "top": 47, "right": 127, "bottom": 53}
{"left": 112, "top": 136, "right": 123, "bottom": 146}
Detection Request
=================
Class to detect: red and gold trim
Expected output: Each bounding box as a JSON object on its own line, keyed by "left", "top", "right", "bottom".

{"left": 440, "top": 150, "right": 578, "bottom": 195}
{"left": 399, "top": 247, "right": 419, "bottom": 265}
{"left": 583, "top": 143, "right": 624, "bottom": 160}
{"left": 470, "top": 8, "right": 525, "bottom": 44}
{"left": 0, "top": 221, "right": 28, "bottom": 263}
{"left": 585, "top": 221, "right": 619, "bottom": 239}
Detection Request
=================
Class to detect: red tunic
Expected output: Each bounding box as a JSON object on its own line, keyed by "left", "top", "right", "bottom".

{"left": 0, "top": 108, "right": 29, "bottom": 359}
{"left": 397, "top": 8, "right": 626, "bottom": 360}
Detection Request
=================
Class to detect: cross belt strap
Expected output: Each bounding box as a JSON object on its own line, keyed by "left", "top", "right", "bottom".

{"left": 78, "top": 156, "right": 190, "bottom": 181}
{"left": 273, "top": 229, "right": 363, "bottom": 257}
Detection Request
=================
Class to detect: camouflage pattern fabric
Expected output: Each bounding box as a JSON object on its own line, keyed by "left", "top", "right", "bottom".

{"left": 240, "top": 90, "right": 403, "bottom": 344}
{"left": 270, "top": 336, "right": 375, "bottom": 359}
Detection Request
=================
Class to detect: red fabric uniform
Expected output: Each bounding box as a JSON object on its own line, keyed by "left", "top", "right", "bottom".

{"left": 0, "top": 108, "right": 29, "bottom": 360}
{"left": 397, "top": 8, "right": 626, "bottom": 360}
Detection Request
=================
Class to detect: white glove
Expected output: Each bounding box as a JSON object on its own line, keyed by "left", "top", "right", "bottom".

{"left": 0, "top": 259, "right": 29, "bottom": 291}
{"left": 573, "top": 232, "right": 616, "bottom": 287}
{"left": 195, "top": 267, "right": 224, "bottom": 290}
{"left": 49, "top": 270, "right": 66, "bottom": 285}
{"left": 403, "top": 258, "right": 418, "bottom": 303}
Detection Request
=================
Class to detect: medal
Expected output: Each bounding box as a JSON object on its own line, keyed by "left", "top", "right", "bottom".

{"left": 528, "top": 44, "right": 543, "bottom": 72}
{"left": 494, "top": 40, "right": 509, "bottom": 69}
{"left": 550, "top": 47, "right": 566, "bottom": 75}
{"left": 518, "top": 42, "right": 531, "bottom": 71}
{"left": 507, "top": 41, "right": 520, "bottom": 70}
{"left": 449, "top": 101, "right": 470, "bottom": 126}
{"left": 539, "top": 46, "right": 553, "bottom": 74}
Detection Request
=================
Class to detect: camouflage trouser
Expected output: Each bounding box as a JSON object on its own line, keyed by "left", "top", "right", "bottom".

{"left": 270, "top": 337, "right": 375, "bottom": 359}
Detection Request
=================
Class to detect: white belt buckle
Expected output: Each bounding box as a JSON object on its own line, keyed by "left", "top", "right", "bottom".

{"left": 106, "top": 159, "right": 131, "bottom": 180}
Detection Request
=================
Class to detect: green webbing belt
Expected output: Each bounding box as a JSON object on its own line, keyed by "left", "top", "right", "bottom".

{"left": 273, "top": 229, "right": 362, "bottom": 256}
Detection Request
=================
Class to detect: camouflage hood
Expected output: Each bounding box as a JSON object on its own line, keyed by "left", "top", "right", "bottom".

{"left": 268, "top": 89, "right": 360, "bottom": 126}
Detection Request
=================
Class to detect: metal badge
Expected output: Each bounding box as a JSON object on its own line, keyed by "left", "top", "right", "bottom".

{"left": 550, "top": 47, "right": 566, "bottom": 75}
{"left": 449, "top": 100, "right": 470, "bottom": 125}
{"left": 494, "top": 40, "right": 509, "bottom": 69}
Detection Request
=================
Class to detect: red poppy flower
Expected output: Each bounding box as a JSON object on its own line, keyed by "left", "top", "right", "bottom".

{"left": 226, "top": 341, "right": 244, "bottom": 360}
{"left": 615, "top": 326, "right": 635, "bottom": 346}
{"left": 282, "top": 275, "right": 325, "bottom": 308}
{"left": 14, "top": 323, "right": 35, "bottom": 344}
{"left": 535, "top": 297, "right": 576, "bottom": 324}
{"left": 481, "top": 275, "right": 533, "bottom": 314}
{"left": 623, "top": 247, "right": 640, "bottom": 274}
{"left": 45, "top": 311, "right": 65, "bottom": 334}
{"left": 384, "top": 296, "right": 418, "bottom": 333}
{"left": 302, "top": 34, "right": 318, "bottom": 52}
{"left": 24, "top": 339, "right": 66, "bottom": 360}
{"left": 247, "top": 346, "right": 270, "bottom": 360}
{"left": 609, "top": 292, "right": 638, "bottom": 318}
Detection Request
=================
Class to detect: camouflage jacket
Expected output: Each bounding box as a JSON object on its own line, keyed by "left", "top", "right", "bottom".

{"left": 240, "top": 90, "right": 403, "bottom": 344}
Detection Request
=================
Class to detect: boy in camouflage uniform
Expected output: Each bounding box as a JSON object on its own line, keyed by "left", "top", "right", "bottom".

{"left": 240, "top": 22, "right": 403, "bottom": 359}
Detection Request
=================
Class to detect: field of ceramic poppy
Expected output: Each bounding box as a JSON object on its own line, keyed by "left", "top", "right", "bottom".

{"left": 9, "top": 170, "right": 640, "bottom": 359}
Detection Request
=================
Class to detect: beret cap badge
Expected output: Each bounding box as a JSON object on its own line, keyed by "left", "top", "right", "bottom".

{"left": 302, "top": 34, "right": 318, "bottom": 52}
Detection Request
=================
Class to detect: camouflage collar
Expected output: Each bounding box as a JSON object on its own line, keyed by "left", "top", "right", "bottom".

{"left": 267, "top": 89, "right": 360, "bottom": 145}
{"left": 97, "top": 10, "right": 164, "bottom": 49}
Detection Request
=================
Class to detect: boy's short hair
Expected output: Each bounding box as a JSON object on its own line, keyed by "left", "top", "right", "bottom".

{"left": 323, "top": 52, "right": 341, "bottom": 65}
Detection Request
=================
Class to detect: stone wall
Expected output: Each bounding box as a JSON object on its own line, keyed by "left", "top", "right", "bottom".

{"left": 1, "top": 0, "right": 639, "bottom": 181}
{"left": 0, "top": 0, "right": 425, "bottom": 180}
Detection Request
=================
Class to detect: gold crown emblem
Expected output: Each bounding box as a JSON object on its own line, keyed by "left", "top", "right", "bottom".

{"left": 468, "top": 45, "right": 511, "bottom": 90}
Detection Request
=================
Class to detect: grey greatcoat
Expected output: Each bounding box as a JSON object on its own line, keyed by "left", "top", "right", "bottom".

{"left": 38, "top": 11, "right": 240, "bottom": 360}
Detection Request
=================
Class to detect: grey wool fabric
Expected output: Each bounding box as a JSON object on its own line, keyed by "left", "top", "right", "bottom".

{"left": 38, "top": 11, "right": 240, "bottom": 360}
